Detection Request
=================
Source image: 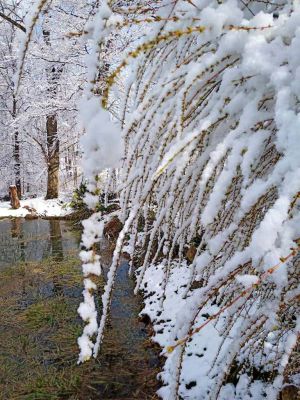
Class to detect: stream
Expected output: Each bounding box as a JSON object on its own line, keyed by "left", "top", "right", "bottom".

{"left": 0, "top": 218, "right": 160, "bottom": 400}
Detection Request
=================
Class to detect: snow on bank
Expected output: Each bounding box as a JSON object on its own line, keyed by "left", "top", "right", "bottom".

{"left": 0, "top": 198, "right": 72, "bottom": 218}
{"left": 140, "top": 262, "right": 283, "bottom": 400}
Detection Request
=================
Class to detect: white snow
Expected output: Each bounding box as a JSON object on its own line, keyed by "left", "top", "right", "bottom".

{"left": 235, "top": 274, "right": 259, "bottom": 288}
{"left": 77, "top": 0, "right": 300, "bottom": 397}
{"left": 0, "top": 197, "right": 72, "bottom": 218}
{"left": 80, "top": 99, "right": 122, "bottom": 182}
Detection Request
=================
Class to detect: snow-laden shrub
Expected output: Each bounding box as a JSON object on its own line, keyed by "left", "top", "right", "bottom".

{"left": 78, "top": 0, "right": 300, "bottom": 398}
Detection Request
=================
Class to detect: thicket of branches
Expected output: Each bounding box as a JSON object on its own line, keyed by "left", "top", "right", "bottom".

{"left": 14, "top": 0, "right": 300, "bottom": 399}
{"left": 0, "top": 0, "right": 91, "bottom": 197}
{"left": 78, "top": 1, "right": 299, "bottom": 398}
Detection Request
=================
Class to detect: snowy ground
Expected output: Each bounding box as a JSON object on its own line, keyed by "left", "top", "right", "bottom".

{"left": 139, "top": 262, "right": 225, "bottom": 400}
{"left": 139, "top": 262, "right": 279, "bottom": 400}
{"left": 0, "top": 197, "right": 73, "bottom": 218}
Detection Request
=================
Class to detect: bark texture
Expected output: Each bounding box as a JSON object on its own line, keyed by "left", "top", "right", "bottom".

{"left": 13, "top": 96, "right": 21, "bottom": 198}
{"left": 46, "top": 114, "right": 59, "bottom": 199}
{"left": 43, "top": 30, "right": 62, "bottom": 200}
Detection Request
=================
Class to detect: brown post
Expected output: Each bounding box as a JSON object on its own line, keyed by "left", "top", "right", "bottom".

{"left": 9, "top": 185, "right": 20, "bottom": 209}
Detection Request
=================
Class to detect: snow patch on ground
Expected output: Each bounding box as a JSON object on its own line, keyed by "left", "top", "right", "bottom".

{"left": 0, "top": 198, "right": 72, "bottom": 218}
{"left": 140, "top": 262, "right": 223, "bottom": 399}
{"left": 139, "top": 262, "right": 277, "bottom": 400}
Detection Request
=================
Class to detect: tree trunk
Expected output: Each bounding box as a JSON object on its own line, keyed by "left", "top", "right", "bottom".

{"left": 46, "top": 114, "right": 59, "bottom": 199}
{"left": 13, "top": 96, "right": 21, "bottom": 198}
{"left": 9, "top": 185, "right": 20, "bottom": 209}
{"left": 43, "top": 30, "right": 62, "bottom": 200}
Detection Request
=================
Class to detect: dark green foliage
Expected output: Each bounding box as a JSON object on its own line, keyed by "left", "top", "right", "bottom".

{"left": 70, "top": 181, "right": 120, "bottom": 215}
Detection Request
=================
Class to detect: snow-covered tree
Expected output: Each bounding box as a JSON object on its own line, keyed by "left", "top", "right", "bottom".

{"left": 4, "top": 0, "right": 298, "bottom": 398}
{"left": 0, "top": 0, "right": 91, "bottom": 198}
{"left": 0, "top": 0, "right": 28, "bottom": 197}
{"left": 78, "top": 1, "right": 300, "bottom": 399}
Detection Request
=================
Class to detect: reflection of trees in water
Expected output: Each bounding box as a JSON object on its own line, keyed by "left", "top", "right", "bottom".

{"left": 10, "top": 219, "right": 28, "bottom": 297}
{"left": 11, "top": 219, "right": 21, "bottom": 238}
{"left": 49, "top": 220, "right": 64, "bottom": 295}
{"left": 49, "top": 220, "right": 64, "bottom": 261}
{"left": 11, "top": 219, "right": 25, "bottom": 261}
{"left": 0, "top": 219, "right": 80, "bottom": 270}
{"left": 22, "top": 220, "right": 49, "bottom": 261}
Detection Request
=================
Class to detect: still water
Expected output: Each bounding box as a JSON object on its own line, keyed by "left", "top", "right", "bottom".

{"left": 0, "top": 218, "right": 160, "bottom": 400}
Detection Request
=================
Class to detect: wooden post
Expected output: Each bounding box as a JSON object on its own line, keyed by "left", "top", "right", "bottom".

{"left": 9, "top": 185, "right": 20, "bottom": 209}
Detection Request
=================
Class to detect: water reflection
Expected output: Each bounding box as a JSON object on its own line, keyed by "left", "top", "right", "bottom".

{"left": 49, "top": 220, "right": 64, "bottom": 261}
{"left": 10, "top": 218, "right": 25, "bottom": 262}
{"left": 0, "top": 218, "right": 80, "bottom": 268}
{"left": 0, "top": 218, "right": 160, "bottom": 399}
{"left": 11, "top": 218, "right": 22, "bottom": 238}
